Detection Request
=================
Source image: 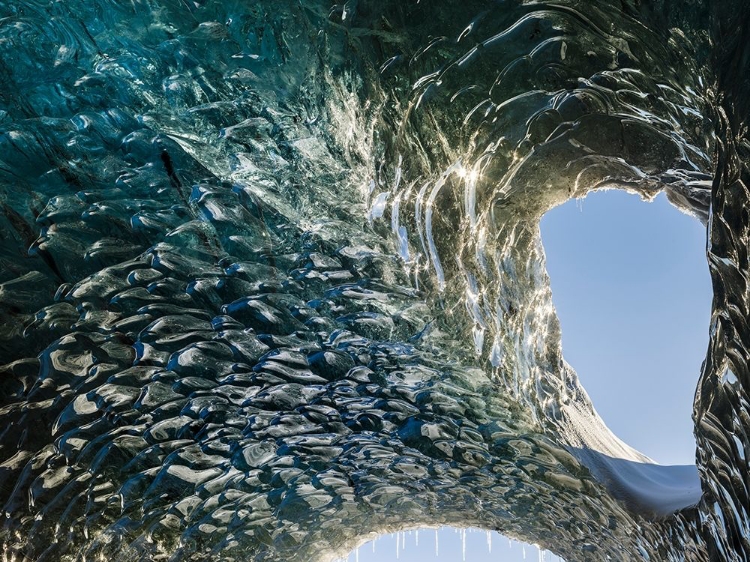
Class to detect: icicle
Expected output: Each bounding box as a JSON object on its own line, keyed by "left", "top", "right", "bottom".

{"left": 416, "top": 530, "right": 419, "bottom": 547}
{"left": 435, "top": 529, "right": 439, "bottom": 557}
{"left": 396, "top": 533, "right": 400, "bottom": 559}
{"left": 461, "top": 529, "right": 466, "bottom": 561}
{"left": 355, "top": 546, "right": 359, "bottom": 562}
{"left": 486, "top": 530, "right": 492, "bottom": 553}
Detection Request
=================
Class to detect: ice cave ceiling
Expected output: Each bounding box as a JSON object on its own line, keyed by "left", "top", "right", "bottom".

{"left": 0, "top": 0, "right": 748, "bottom": 560}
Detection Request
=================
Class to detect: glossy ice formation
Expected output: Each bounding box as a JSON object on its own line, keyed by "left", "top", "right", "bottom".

{"left": 0, "top": 0, "right": 747, "bottom": 560}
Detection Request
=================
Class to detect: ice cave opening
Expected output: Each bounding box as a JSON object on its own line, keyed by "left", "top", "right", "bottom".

{"left": 339, "top": 527, "right": 563, "bottom": 562}
{"left": 541, "top": 189, "right": 712, "bottom": 466}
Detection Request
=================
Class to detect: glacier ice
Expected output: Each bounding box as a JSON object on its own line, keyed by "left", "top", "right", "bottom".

{"left": 0, "top": 0, "right": 748, "bottom": 560}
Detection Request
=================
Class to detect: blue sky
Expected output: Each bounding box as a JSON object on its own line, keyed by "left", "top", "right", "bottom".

{"left": 345, "top": 529, "right": 560, "bottom": 562}
{"left": 542, "top": 190, "right": 711, "bottom": 466}
{"left": 345, "top": 189, "right": 711, "bottom": 561}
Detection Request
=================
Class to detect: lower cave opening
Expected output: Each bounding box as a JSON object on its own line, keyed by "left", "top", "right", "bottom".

{"left": 339, "top": 527, "right": 563, "bottom": 562}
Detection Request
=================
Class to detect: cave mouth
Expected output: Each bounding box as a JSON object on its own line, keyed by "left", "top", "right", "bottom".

{"left": 540, "top": 189, "right": 711, "bottom": 467}
{"left": 339, "top": 527, "right": 564, "bottom": 562}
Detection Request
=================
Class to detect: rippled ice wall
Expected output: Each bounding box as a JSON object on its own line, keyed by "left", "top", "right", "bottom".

{"left": 0, "top": 0, "right": 748, "bottom": 560}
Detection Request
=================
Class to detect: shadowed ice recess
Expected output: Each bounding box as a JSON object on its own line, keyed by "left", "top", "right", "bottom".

{"left": 0, "top": 0, "right": 749, "bottom": 560}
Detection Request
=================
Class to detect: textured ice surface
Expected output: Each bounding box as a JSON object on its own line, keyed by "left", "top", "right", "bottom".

{"left": 0, "top": 0, "right": 748, "bottom": 560}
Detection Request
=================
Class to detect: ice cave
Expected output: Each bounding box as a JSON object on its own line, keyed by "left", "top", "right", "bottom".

{"left": 0, "top": 0, "right": 748, "bottom": 560}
